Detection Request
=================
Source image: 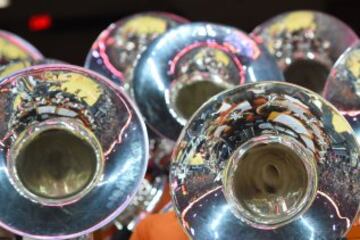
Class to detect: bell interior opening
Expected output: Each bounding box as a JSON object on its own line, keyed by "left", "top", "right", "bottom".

{"left": 15, "top": 129, "right": 98, "bottom": 200}
{"left": 230, "top": 142, "right": 312, "bottom": 226}
{"left": 174, "top": 80, "right": 227, "bottom": 120}
{"left": 284, "top": 59, "right": 330, "bottom": 94}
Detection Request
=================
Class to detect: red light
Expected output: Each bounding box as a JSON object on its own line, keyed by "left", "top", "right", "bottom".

{"left": 28, "top": 14, "right": 52, "bottom": 31}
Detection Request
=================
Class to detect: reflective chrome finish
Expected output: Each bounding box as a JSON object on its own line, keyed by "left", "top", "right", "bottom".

{"left": 0, "top": 59, "right": 64, "bottom": 80}
{"left": 85, "top": 12, "right": 188, "bottom": 88}
{"left": 323, "top": 41, "right": 360, "bottom": 142}
{"left": 252, "top": 11, "right": 358, "bottom": 93}
{"left": 114, "top": 176, "right": 166, "bottom": 230}
{"left": 0, "top": 30, "right": 43, "bottom": 66}
{"left": 8, "top": 118, "right": 104, "bottom": 206}
{"left": 23, "top": 234, "right": 93, "bottom": 240}
{"left": 0, "top": 64, "right": 148, "bottom": 239}
{"left": 170, "top": 82, "right": 360, "bottom": 239}
{"left": 223, "top": 135, "right": 317, "bottom": 229}
{"left": 84, "top": 13, "right": 181, "bottom": 229}
{"left": 113, "top": 129, "right": 173, "bottom": 230}
{"left": 134, "top": 23, "right": 284, "bottom": 140}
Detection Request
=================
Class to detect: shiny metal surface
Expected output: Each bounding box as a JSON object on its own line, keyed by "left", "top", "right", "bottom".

{"left": 0, "top": 59, "right": 65, "bottom": 80}
{"left": 84, "top": 12, "right": 181, "bottom": 228}
{"left": 0, "top": 30, "right": 43, "bottom": 66}
{"left": 23, "top": 234, "right": 93, "bottom": 240}
{"left": 8, "top": 118, "right": 104, "bottom": 206}
{"left": 323, "top": 41, "right": 360, "bottom": 142}
{"left": 170, "top": 81, "right": 360, "bottom": 239}
{"left": 114, "top": 129, "right": 173, "bottom": 230}
{"left": 252, "top": 10, "right": 358, "bottom": 93}
{"left": 134, "top": 23, "right": 284, "bottom": 140}
{"left": 223, "top": 135, "right": 317, "bottom": 229}
{"left": 0, "top": 64, "right": 148, "bottom": 239}
{"left": 1, "top": 58, "right": 63, "bottom": 75}
{"left": 84, "top": 12, "right": 188, "bottom": 88}
{"left": 114, "top": 176, "right": 166, "bottom": 230}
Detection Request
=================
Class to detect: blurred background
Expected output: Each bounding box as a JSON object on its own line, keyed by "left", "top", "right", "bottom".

{"left": 0, "top": 0, "right": 359, "bottom": 65}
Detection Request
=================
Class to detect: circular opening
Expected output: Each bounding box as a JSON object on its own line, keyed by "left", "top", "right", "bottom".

{"left": 284, "top": 59, "right": 330, "bottom": 94}
{"left": 15, "top": 129, "right": 99, "bottom": 201}
{"left": 224, "top": 137, "right": 317, "bottom": 228}
{"left": 173, "top": 80, "right": 227, "bottom": 120}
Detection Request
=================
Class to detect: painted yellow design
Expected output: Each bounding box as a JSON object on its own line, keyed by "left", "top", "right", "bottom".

{"left": 0, "top": 38, "right": 29, "bottom": 61}
{"left": 13, "top": 72, "right": 103, "bottom": 110}
{"left": 345, "top": 49, "right": 360, "bottom": 78}
{"left": 332, "top": 113, "right": 352, "bottom": 133}
{"left": 0, "top": 61, "right": 32, "bottom": 78}
{"left": 122, "top": 16, "right": 167, "bottom": 34}
{"left": 46, "top": 72, "right": 103, "bottom": 106}
{"left": 195, "top": 48, "right": 230, "bottom": 66}
{"left": 267, "top": 11, "right": 316, "bottom": 53}
{"left": 269, "top": 11, "right": 316, "bottom": 34}
{"left": 267, "top": 111, "right": 281, "bottom": 121}
{"left": 189, "top": 153, "right": 204, "bottom": 165}
{"left": 13, "top": 95, "right": 24, "bottom": 111}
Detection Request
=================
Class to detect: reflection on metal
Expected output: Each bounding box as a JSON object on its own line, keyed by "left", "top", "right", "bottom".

{"left": 85, "top": 13, "right": 182, "bottom": 230}
{"left": 23, "top": 234, "right": 94, "bottom": 240}
{"left": 0, "top": 58, "right": 64, "bottom": 80}
{"left": 0, "top": 64, "right": 148, "bottom": 239}
{"left": 114, "top": 177, "right": 166, "bottom": 230}
{"left": 223, "top": 135, "right": 317, "bottom": 229}
{"left": 112, "top": 130, "right": 174, "bottom": 231}
{"left": 0, "top": 30, "right": 43, "bottom": 67}
{"left": 134, "top": 23, "right": 284, "bottom": 140}
{"left": 323, "top": 41, "right": 360, "bottom": 143}
{"left": 252, "top": 10, "right": 358, "bottom": 93}
{"left": 85, "top": 12, "right": 188, "bottom": 89}
{"left": 170, "top": 82, "right": 360, "bottom": 239}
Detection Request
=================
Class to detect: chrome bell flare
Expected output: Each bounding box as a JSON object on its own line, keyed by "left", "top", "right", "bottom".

{"left": 324, "top": 41, "right": 360, "bottom": 111}
{"left": 84, "top": 12, "right": 188, "bottom": 87}
{"left": 23, "top": 234, "right": 94, "bottom": 240}
{"left": 323, "top": 41, "right": 360, "bottom": 142}
{"left": 0, "top": 30, "right": 43, "bottom": 66}
{"left": 0, "top": 58, "right": 65, "bottom": 80}
{"left": 0, "top": 64, "right": 148, "bottom": 239}
{"left": 170, "top": 81, "right": 360, "bottom": 240}
{"left": 252, "top": 10, "right": 358, "bottom": 94}
{"left": 133, "top": 22, "right": 284, "bottom": 140}
{"left": 85, "top": 12, "right": 181, "bottom": 227}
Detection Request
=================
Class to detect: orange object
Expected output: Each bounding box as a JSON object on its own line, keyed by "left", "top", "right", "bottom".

{"left": 348, "top": 219, "right": 360, "bottom": 239}
{"left": 130, "top": 211, "right": 188, "bottom": 240}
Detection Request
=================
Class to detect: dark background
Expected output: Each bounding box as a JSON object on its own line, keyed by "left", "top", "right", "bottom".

{"left": 0, "top": 0, "right": 359, "bottom": 65}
